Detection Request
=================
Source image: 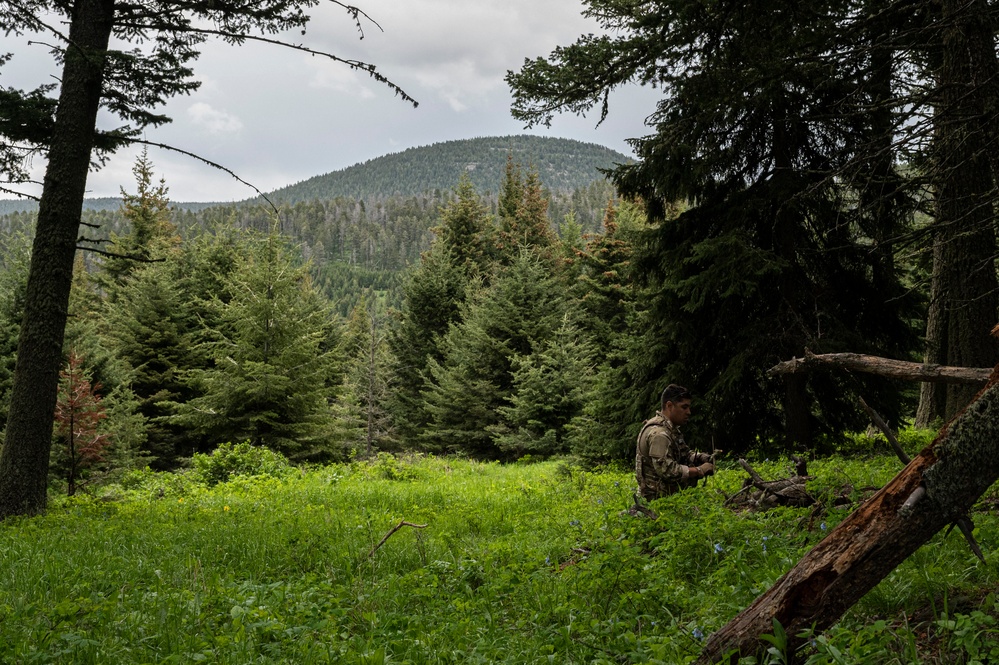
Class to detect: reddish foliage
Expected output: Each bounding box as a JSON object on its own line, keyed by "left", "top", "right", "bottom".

{"left": 54, "top": 350, "right": 111, "bottom": 495}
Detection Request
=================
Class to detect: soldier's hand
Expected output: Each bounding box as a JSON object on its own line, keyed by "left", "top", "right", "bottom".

{"left": 698, "top": 462, "right": 715, "bottom": 477}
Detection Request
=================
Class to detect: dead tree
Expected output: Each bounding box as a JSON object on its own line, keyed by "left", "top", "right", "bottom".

{"left": 696, "top": 368, "right": 999, "bottom": 664}
{"left": 767, "top": 349, "right": 990, "bottom": 385}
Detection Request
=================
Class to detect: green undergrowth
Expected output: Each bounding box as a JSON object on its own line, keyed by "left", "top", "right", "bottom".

{"left": 2, "top": 451, "right": 998, "bottom": 664}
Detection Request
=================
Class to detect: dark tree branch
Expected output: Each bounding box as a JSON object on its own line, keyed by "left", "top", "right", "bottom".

{"left": 768, "top": 349, "right": 992, "bottom": 385}
{"left": 75, "top": 245, "right": 165, "bottom": 263}
{"left": 114, "top": 23, "right": 418, "bottom": 107}
{"left": 126, "top": 137, "right": 279, "bottom": 213}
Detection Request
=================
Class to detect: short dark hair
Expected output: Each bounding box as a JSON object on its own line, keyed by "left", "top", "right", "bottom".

{"left": 661, "top": 384, "right": 692, "bottom": 408}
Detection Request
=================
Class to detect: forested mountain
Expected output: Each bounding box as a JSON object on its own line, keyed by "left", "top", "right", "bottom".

{"left": 260, "top": 135, "right": 630, "bottom": 204}
{"left": 0, "top": 139, "right": 620, "bottom": 317}
{"left": 0, "top": 135, "right": 627, "bottom": 216}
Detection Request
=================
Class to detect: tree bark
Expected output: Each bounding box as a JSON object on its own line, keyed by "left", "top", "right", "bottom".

{"left": 697, "top": 367, "right": 999, "bottom": 664}
{"left": 917, "top": 0, "right": 999, "bottom": 425}
{"left": 767, "top": 350, "right": 991, "bottom": 385}
{"left": 0, "top": 0, "right": 116, "bottom": 518}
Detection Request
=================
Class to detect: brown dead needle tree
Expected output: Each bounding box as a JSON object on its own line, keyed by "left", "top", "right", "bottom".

{"left": 696, "top": 366, "right": 999, "bottom": 664}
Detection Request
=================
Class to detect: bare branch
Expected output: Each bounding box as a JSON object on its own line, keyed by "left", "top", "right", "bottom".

{"left": 367, "top": 520, "right": 428, "bottom": 558}
{"left": 114, "top": 23, "right": 418, "bottom": 108}
{"left": 75, "top": 245, "right": 166, "bottom": 263}
{"left": 125, "top": 137, "right": 279, "bottom": 214}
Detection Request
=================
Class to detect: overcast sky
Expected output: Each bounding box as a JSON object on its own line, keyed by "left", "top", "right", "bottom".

{"left": 2, "top": 0, "right": 660, "bottom": 202}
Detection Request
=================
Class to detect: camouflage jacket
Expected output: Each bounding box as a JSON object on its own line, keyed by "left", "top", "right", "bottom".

{"left": 634, "top": 412, "right": 709, "bottom": 500}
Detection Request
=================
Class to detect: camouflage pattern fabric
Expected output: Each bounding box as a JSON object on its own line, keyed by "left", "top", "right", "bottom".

{"left": 634, "top": 412, "right": 710, "bottom": 500}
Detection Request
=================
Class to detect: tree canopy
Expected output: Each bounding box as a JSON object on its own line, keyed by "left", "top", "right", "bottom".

{"left": 0, "top": 0, "right": 415, "bottom": 518}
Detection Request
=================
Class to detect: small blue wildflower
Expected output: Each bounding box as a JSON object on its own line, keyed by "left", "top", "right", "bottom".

{"left": 651, "top": 621, "right": 657, "bottom": 627}
{"left": 820, "top": 522, "right": 827, "bottom": 530}
{"left": 597, "top": 498, "right": 604, "bottom": 505}
{"left": 714, "top": 543, "right": 724, "bottom": 553}
{"left": 693, "top": 628, "right": 704, "bottom": 640}
{"left": 570, "top": 519, "right": 581, "bottom": 527}
{"left": 545, "top": 556, "right": 551, "bottom": 566}
{"left": 614, "top": 482, "right": 620, "bottom": 487}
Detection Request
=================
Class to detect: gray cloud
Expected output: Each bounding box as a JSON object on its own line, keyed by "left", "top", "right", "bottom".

{"left": 3, "top": 0, "right": 660, "bottom": 202}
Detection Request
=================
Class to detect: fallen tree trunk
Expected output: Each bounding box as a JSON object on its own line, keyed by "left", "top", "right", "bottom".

{"left": 697, "top": 368, "right": 999, "bottom": 664}
{"left": 767, "top": 350, "right": 991, "bottom": 385}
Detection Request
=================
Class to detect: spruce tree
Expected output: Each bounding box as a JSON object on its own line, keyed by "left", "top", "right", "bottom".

{"left": 508, "top": 0, "right": 924, "bottom": 449}
{"left": 386, "top": 243, "right": 472, "bottom": 444}
{"left": 104, "top": 260, "right": 203, "bottom": 467}
{"left": 490, "top": 315, "right": 593, "bottom": 458}
{"left": 337, "top": 297, "right": 394, "bottom": 457}
{"left": 100, "top": 149, "right": 179, "bottom": 293}
{"left": 175, "top": 230, "right": 338, "bottom": 460}
{"left": 422, "top": 248, "right": 566, "bottom": 458}
{"left": 433, "top": 173, "right": 494, "bottom": 276}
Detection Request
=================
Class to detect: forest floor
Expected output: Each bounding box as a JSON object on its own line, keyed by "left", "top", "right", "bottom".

{"left": 2, "top": 446, "right": 998, "bottom": 664}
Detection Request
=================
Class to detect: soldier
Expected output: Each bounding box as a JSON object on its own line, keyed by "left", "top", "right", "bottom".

{"left": 635, "top": 384, "right": 716, "bottom": 500}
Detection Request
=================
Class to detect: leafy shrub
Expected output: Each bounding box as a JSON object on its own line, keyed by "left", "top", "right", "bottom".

{"left": 192, "top": 441, "right": 292, "bottom": 486}
{"left": 360, "top": 452, "right": 417, "bottom": 481}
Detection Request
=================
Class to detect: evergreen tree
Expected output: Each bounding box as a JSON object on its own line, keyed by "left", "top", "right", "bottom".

{"left": 508, "top": 0, "right": 924, "bottom": 449}
{"left": 105, "top": 260, "right": 204, "bottom": 467}
{"left": 337, "top": 296, "right": 395, "bottom": 457}
{"left": 0, "top": 232, "right": 30, "bottom": 431}
{"left": 175, "top": 231, "right": 338, "bottom": 460}
{"left": 422, "top": 248, "right": 566, "bottom": 458}
{"left": 565, "top": 201, "right": 647, "bottom": 463}
{"left": 433, "top": 173, "right": 494, "bottom": 276}
{"left": 100, "top": 149, "right": 180, "bottom": 293}
{"left": 497, "top": 165, "right": 556, "bottom": 263}
{"left": 490, "top": 315, "right": 593, "bottom": 458}
{"left": 386, "top": 243, "right": 472, "bottom": 444}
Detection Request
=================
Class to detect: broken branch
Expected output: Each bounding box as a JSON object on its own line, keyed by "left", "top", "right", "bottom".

{"left": 768, "top": 350, "right": 990, "bottom": 385}
{"left": 367, "top": 520, "right": 428, "bottom": 558}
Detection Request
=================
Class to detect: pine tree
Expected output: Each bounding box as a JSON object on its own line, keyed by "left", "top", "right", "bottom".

{"left": 337, "top": 297, "right": 395, "bottom": 457}
{"left": 508, "top": 0, "right": 924, "bottom": 449}
{"left": 52, "top": 350, "right": 111, "bottom": 496}
{"left": 105, "top": 260, "right": 203, "bottom": 467}
{"left": 433, "top": 173, "right": 494, "bottom": 276}
{"left": 386, "top": 243, "right": 472, "bottom": 444}
{"left": 497, "top": 165, "right": 555, "bottom": 263}
{"left": 100, "top": 149, "right": 180, "bottom": 293}
{"left": 422, "top": 248, "right": 566, "bottom": 458}
{"left": 175, "top": 230, "right": 338, "bottom": 460}
{"left": 490, "top": 315, "right": 593, "bottom": 458}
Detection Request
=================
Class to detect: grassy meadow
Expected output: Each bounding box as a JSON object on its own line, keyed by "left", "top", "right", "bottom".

{"left": 2, "top": 446, "right": 999, "bottom": 664}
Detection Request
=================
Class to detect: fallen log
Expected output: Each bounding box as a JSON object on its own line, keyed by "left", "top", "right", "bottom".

{"left": 767, "top": 349, "right": 990, "bottom": 385}
{"left": 697, "top": 367, "right": 999, "bottom": 664}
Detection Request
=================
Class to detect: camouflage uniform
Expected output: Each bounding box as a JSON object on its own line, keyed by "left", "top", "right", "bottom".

{"left": 635, "top": 412, "right": 711, "bottom": 500}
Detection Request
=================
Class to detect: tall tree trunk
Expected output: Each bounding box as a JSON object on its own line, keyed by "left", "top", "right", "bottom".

{"left": 916, "top": 242, "right": 950, "bottom": 426}
{"left": 918, "top": 0, "right": 999, "bottom": 425}
{"left": 0, "top": 0, "right": 116, "bottom": 518}
{"left": 698, "top": 365, "right": 999, "bottom": 664}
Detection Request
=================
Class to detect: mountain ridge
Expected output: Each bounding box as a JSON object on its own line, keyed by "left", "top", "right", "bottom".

{"left": 0, "top": 135, "right": 630, "bottom": 215}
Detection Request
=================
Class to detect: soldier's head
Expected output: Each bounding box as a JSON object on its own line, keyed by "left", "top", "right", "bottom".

{"left": 661, "top": 384, "right": 692, "bottom": 426}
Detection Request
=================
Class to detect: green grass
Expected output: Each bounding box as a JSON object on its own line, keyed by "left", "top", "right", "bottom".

{"left": 2, "top": 452, "right": 998, "bottom": 664}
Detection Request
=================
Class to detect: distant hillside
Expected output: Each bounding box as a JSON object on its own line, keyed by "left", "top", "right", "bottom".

{"left": 0, "top": 197, "right": 218, "bottom": 215}
{"left": 0, "top": 136, "right": 629, "bottom": 214}
{"left": 259, "top": 135, "right": 630, "bottom": 205}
